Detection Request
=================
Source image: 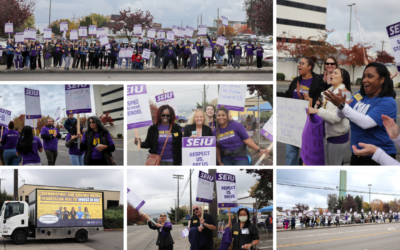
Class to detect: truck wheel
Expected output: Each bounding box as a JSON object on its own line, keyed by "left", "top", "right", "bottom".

{"left": 12, "top": 230, "right": 27, "bottom": 245}
{"left": 75, "top": 230, "right": 88, "bottom": 243}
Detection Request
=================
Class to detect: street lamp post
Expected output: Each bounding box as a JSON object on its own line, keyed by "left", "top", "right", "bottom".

{"left": 49, "top": 0, "right": 52, "bottom": 28}
{"left": 368, "top": 184, "right": 372, "bottom": 211}
{"left": 347, "top": 3, "right": 356, "bottom": 50}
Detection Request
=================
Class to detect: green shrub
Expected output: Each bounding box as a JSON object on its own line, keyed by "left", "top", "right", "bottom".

{"left": 356, "top": 78, "right": 362, "bottom": 85}
{"left": 397, "top": 83, "right": 400, "bottom": 88}
{"left": 117, "top": 134, "right": 123, "bottom": 138}
{"left": 137, "top": 221, "right": 145, "bottom": 225}
{"left": 104, "top": 206, "right": 123, "bottom": 229}
{"left": 277, "top": 73, "right": 285, "bottom": 81}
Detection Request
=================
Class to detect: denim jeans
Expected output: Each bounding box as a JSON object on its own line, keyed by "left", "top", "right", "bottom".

{"left": 300, "top": 223, "right": 303, "bottom": 229}
{"left": 215, "top": 53, "right": 223, "bottom": 65}
{"left": 125, "top": 58, "right": 130, "bottom": 68}
{"left": 221, "top": 157, "right": 249, "bottom": 166}
{"left": 70, "top": 154, "right": 84, "bottom": 166}
{"left": 228, "top": 52, "right": 233, "bottom": 65}
{"left": 61, "top": 54, "right": 65, "bottom": 66}
{"left": 25, "top": 55, "right": 30, "bottom": 67}
{"left": 118, "top": 57, "right": 123, "bottom": 67}
{"left": 286, "top": 144, "right": 300, "bottom": 165}
{"left": 133, "top": 62, "right": 143, "bottom": 70}
{"left": 3, "top": 149, "right": 20, "bottom": 165}
{"left": 198, "top": 53, "right": 202, "bottom": 67}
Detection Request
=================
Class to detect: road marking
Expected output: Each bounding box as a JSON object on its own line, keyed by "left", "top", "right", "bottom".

{"left": 258, "top": 247, "right": 273, "bottom": 249}
{"left": 277, "top": 229, "right": 400, "bottom": 248}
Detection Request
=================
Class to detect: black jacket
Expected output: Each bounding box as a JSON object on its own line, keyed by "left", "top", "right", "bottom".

{"left": 183, "top": 124, "right": 213, "bottom": 138}
{"left": 148, "top": 222, "right": 174, "bottom": 247}
{"left": 231, "top": 221, "right": 259, "bottom": 250}
{"left": 141, "top": 123, "right": 182, "bottom": 165}
{"left": 80, "top": 130, "right": 116, "bottom": 165}
{"left": 277, "top": 72, "right": 325, "bottom": 107}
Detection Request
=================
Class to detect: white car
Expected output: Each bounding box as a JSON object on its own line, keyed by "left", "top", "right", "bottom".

{"left": 59, "top": 129, "right": 68, "bottom": 140}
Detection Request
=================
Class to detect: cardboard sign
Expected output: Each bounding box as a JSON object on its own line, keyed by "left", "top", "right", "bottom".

{"left": 203, "top": 48, "right": 212, "bottom": 58}
{"left": 172, "top": 26, "right": 179, "bottom": 36}
{"left": 155, "top": 91, "right": 179, "bottom": 119}
{"left": 15, "top": 33, "right": 24, "bottom": 43}
{"left": 221, "top": 16, "right": 228, "bottom": 27}
{"left": 44, "top": 28, "right": 52, "bottom": 40}
{"left": 25, "top": 88, "right": 41, "bottom": 119}
{"left": 96, "top": 28, "right": 106, "bottom": 38}
{"left": 216, "top": 172, "right": 238, "bottom": 208}
{"left": 147, "top": 28, "right": 156, "bottom": 39}
{"left": 216, "top": 36, "right": 227, "bottom": 47}
{"left": 70, "top": 30, "right": 78, "bottom": 41}
{"left": 260, "top": 115, "right": 273, "bottom": 142}
{"left": 0, "top": 108, "right": 11, "bottom": 128}
{"left": 217, "top": 84, "right": 247, "bottom": 111}
{"left": 134, "top": 24, "right": 142, "bottom": 36}
{"left": 177, "top": 27, "right": 185, "bottom": 38}
{"left": 157, "top": 30, "right": 165, "bottom": 40}
{"left": 195, "top": 170, "right": 215, "bottom": 203}
{"left": 127, "top": 188, "right": 145, "bottom": 210}
{"left": 60, "top": 21, "right": 68, "bottom": 32}
{"left": 5, "top": 23, "right": 13, "bottom": 33}
{"left": 28, "top": 28, "right": 36, "bottom": 40}
{"left": 301, "top": 114, "right": 325, "bottom": 165}
{"left": 54, "top": 107, "right": 60, "bottom": 122}
{"left": 198, "top": 25, "right": 207, "bottom": 36}
{"left": 65, "top": 84, "right": 92, "bottom": 114}
{"left": 119, "top": 48, "right": 126, "bottom": 58}
{"left": 185, "top": 26, "right": 194, "bottom": 38}
{"left": 127, "top": 85, "right": 153, "bottom": 130}
{"left": 142, "top": 48, "right": 151, "bottom": 60}
{"left": 88, "top": 25, "right": 97, "bottom": 36}
{"left": 182, "top": 137, "right": 216, "bottom": 166}
{"left": 79, "top": 26, "right": 87, "bottom": 38}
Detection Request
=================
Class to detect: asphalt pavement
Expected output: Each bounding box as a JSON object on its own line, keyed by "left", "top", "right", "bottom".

{"left": 276, "top": 81, "right": 400, "bottom": 165}
{"left": 277, "top": 222, "right": 400, "bottom": 249}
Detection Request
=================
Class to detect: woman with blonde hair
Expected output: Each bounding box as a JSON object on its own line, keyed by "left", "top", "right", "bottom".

{"left": 183, "top": 109, "right": 213, "bottom": 138}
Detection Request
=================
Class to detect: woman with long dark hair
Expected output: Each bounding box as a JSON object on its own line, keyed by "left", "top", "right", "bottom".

{"left": 145, "top": 213, "right": 174, "bottom": 250}
{"left": 308, "top": 68, "right": 352, "bottom": 165}
{"left": 325, "top": 62, "right": 397, "bottom": 165}
{"left": 213, "top": 106, "right": 269, "bottom": 165}
{"left": 16, "top": 126, "right": 43, "bottom": 165}
{"left": 65, "top": 121, "right": 85, "bottom": 165}
{"left": 0, "top": 121, "right": 20, "bottom": 165}
{"left": 134, "top": 105, "right": 182, "bottom": 165}
{"left": 80, "top": 116, "right": 115, "bottom": 165}
{"left": 227, "top": 207, "right": 260, "bottom": 250}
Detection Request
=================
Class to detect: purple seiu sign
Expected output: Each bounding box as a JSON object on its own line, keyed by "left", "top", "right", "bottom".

{"left": 182, "top": 137, "right": 216, "bottom": 148}
{"left": 127, "top": 85, "right": 153, "bottom": 129}
{"left": 196, "top": 170, "right": 215, "bottom": 203}
{"left": 0, "top": 108, "right": 11, "bottom": 127}
{"left": 65, "top": 84, "right": 92, "bottom": 114}
{"left": 300, "top": 113, "right": 325, "bottom": 165}
{"left": 216, "top": 172, "right": 238, "bottom": 208}
{"left": 155, "top": 91, "right": 179, "bottom": 119}
{"left": 386, "top": 22, "right": 400, "bottom": 71}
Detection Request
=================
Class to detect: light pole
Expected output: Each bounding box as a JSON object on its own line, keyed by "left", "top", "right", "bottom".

{"left": 49, "top": 0, "right": 52, "bottom": 28}
{"left": 368, "top": 184, "right": 372, "bottom": 211}
{"left": 347, "top": 3, "right": 356, "bottom": 49}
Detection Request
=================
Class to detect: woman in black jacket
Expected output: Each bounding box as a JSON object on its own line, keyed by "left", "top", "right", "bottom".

{"left": 277, "top": 56, "right": 324, "bottom": 166}
{"left": 135, "top": 105, "right": 182, "bottom": 165}
{"left": 227, "top": 207, "right": 260, "bottom": 250}
{"left": 80, "top": 116, "right": 116, "bottom": 165}
{"left": 183, "top": 110, "right": 213, "bottom": 138}
{"left": 145, "top": 213, "right": 174, "bottom": 250}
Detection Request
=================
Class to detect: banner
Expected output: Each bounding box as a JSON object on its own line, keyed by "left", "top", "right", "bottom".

{"left": 300, "top": 114, "right": 325, "bottom": 165}
{"left": 70, "top": 30, "right": 78, "bottom": 41}
{"left": 134, "top": 24, "right": 142, "bottom": 36}
{"left": 5, "top": 23, "right": 13, "bottom": 33}
{"left": 185, "top": 26, "right": 194, "bottom": 38}
{"left": 127, "top": 85, "right": 153, "bottom": 130}
{"left": 65, "top": 84, "right": 92, "bottom": 114}
{"left": 15, "top": 33, "right": 24, "bottom": 43}
{"left": 0, "top": 108, "right": 11, "bottom": 128}
{"left": 216, "top": 172, "right": 238, "bottom": 208}
{"left": 36, "top": 190, "right": 103, "bottom": 227}
{"left": 182, "top": 137, "right": 216, "bottom": 166}
{"left": 260, "top": 115, "right": 273, "bottom": 142}
{"left": 195, "top": 170, "right": 215, "bottom": 203}
{"left": 142, "top": 48, "right": 151, "bottom": 60}
{"left": 198, "top": 25, "right": 207, "bottom": 36}
{"left": 155, "top": 91, "right": 179, "bottom": 119}
{"left": 60, "top": 21, "right": 68, "bottom": 32}
{"left": 277, "top": 97, "right": 308, "bottom": 147}
{"left": 25, "top": 88, "right": 41, "bottom": 119}
{"left": 79, "top": 26, "right": 87, "bottom": 38}
{"left": 386, "top": 22, "right": 400, "bottom": 71}
{"left": 43, "top": 28, "right": 52, "bottom": 40}
{"left": 54, "top": 107, "right": 60, "bottom": 122}
{"left": 217, "top": 84, "right": 246, "bottom": 111}
{"left": 203, "top": 48, "right": 212, "bottom": 58}
{"left": 216, "top": 36, "right": 226, "bottom": 47}
{"left": 172, "top": 26, "right": 179, "bottom": 36}
{"left": 157, "top": 30, "right": 165, "bottom": 40}
{"left": 177, "top": 27, "right": 185, "bottom": 38}
{"left": 221, "top": 16, "right": 228, "bottom": 27}
{"left": 119, "top": 48, "right": 126, "bottom": 58}
{"left": 147, "top": 28, "right": 156, "bottom": 39}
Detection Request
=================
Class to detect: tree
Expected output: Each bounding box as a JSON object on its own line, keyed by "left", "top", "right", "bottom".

{"left": 14, "top": 14, "right": 35, "bottom": 32}
{"left": 244, "top": 0, "right": 273, "bottom": 35}
{"left": 99, "top": 112, "right": 114, "bottom": 126}
{"left": 337, "top": 196, "right": 345, "bottom": 212}
{"left": 389, "top": 198, "right": 400, "bottom": 212}
{"left": 354, "top": 195, "right": 363, "bottom": 213}
{"left": 0, "top": 0, "right": 36, "bottom": 36}
{"left": 363, "top": 202, "right": 370, "bottom": 212}
{"left": 167, "top": 207, "right": 186, "bottom": 224}
{"left": 292, "top": 203, "right": 309, "bottom": 213}
{"left": 87, "top": 13, "right": 110, "bottom": 26}
{"left": 327, "top": 194, "right": 338, "bottom": 212}
{"left": 127, "top": 204, "right": 145, "bottom": 224}
{"left": 244, "top": 169, "right": 273, "bottom": 207}
{"left": 108, "top": 8, "right": 154, "bottom": 41}
{"left": 216, "top": 24, "right": 237, "bottom": 37}
{"left": 80, "top": 16, "right": 93, "bottom": 27}
{"left": 236, "top": 24, "right": 253, "bottom": 35}
{"left": 276, "top": 32, "right": 312, "bottom": 68}
{"left": 340, "top": 43, "right": 374, "bottom": 84}
{"left": 376, "top": 50, "right": 394, "bottom": 64}
{"left": 370, "top": 199, "right": 384, "bottom": 212}
{"left": 382, "top": 202, "right": 390, "bottom": 213}
{"left": 342, "top": 194, "right": 358, "bottom": 213}
{"left": 0, "top": 189, "right": 14, "bottom": 209}
{"left": 247, "top": 85, "right": 273, "bottom": 107}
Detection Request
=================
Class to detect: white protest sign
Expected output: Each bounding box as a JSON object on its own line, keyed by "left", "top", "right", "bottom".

{"left": 15, "top": 33, "right": 24, "bottom": 43}
{"left": 316, "top": 211, "right": 320, "bottom": 215}
{"left": 390, "top": 210, "right": 392, "bottom": 213}
{"left": 369, "top": 211, "right": 371, "bottom": 215}
{"left": 142, "top": 48, "right": 151, "bottom": 60}
{"left": 5, "top": 23, "right": 13, "bottom": 33}
{"left": 134, "top": 24, "right": 142, "bottom": 36}
{"left": 198, "top": 25, "right": 207, "bottom": 36}
{"left": 182, "top": 137, "right": 216, "bottom": 167}
{"left": 217, "top": 84, "right": 247, "bottom": 111}
{"left": 96, "top": 28, "right": 106, "bottom": 38}
{"left": 167, "top": 31, "right": 174, "bottom": 42}
{"left": 172, "top": 26, "right": 179, "bottom": 36}
{"left": 260, "top": 115, "right": 273, "bottom": 142}
{"left": 327, "top": 212, "right": 331, "bottom": 216}
{"left": 70, "top": 30, "right": 78, "bottom": 41}
{"left": 251, "top": 35, "right": 256, "bottom": 39}
{"left": 375, "top": 210, "right": 377, "bottom": 214}
{"left": 221, "top": 16, "right": 228, "bottom": 27}
{"left": 147, "top": 28, "right": 156, "bottom": 39}
{"left": 127, "top": 188, "right": 145, "bottom": 210}
{"left": 24, "top": 117, "right": 38, "bottom": 128}
{"left": 350, "top": 208, "right": 352, "bottom": 212}
{"left": 89, "top": 25, "right": 97, "bottom": 36}
{"left": 60, "top": 21, "right": 68, "bottom": 32}
{"left": 216, "top": 172, "right": 238, "bottom": 208}
{"left": 216, "top": 36, "right": 226, "bottom": 47}
{"left": 177, "top": 27, "right": 185, "bottom": 38}
{"left": 323, "top": 212, "right": 326, "bottom": 215}
{"left": 119, "top": 48, "right": 126, "bottom": 58}
{"left": 99, "top": 34, "right": 108, "bottom": 47}
{"left": 54, "top": 107, "right": 60, "bottom": 122}
{"left": 203, "top": 48, "right": 212, "bottom": 58}
{"left": 155, "top": 91, "right": 179, "bottom": 119}
{"left": 24, "top": 88, "right": 41, "bottom": 119}
{"left": 361, "top": 209, "right": 364, "bottom": 213}
{"left": 185, "top": 26, "right": 194, "bottom": 38}
{"left": 180, "top": 227, "right": 189, "bottom": 238}
{"left": 387, "top": 22, "right": 400, "bottom": 72}
{"left": 195, "top": 170, "right": 215, "bottom": 203}
{"left": 0, "top": 108, "right": 11, "bottom": 128}
{"left": 299, "top": 212, "right": 303, "bottom": 216}
{"left": 277, "top": 97, "right": 308, "bottom": 147}
{"left": 28, "top": 28, "right": 36, "bottom": 40}
{"left": 79, "top": 26, "right": 87, "bottom": 38}
{"left": 157, "top": 30, "right": 165, "bottom": 40}
{"left": 44, "top": 28, "right": 52, "bottom": 40}
{"left": 126, "top": 48, "right": 134, "bottom": 59}
{"left": 257, "top": 212, "right": 261, "bottom": 218}
{"left": 127, "top": 85, "right": 153, "bottom": 130}
{"left": 65, "top": 84, "right": 92, "bottom": 114}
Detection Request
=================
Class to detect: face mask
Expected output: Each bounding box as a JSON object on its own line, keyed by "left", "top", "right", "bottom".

{"left": 239, "top": 216, "right": 248, "bottom": 222}
{"left": 180, "top": 123, "right": 186, "bottom": 128}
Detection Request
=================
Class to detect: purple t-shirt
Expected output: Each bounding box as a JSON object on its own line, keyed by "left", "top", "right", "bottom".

{"left": 292, "top": 78, "right": 313, "bottom": 99}
{"left": 212, "top": 122, "right": 249, "bottom": 161}
{"left": 17, "top": 136, "right": 42, "bottom": 165}
{"left": 234, "top": 45, "right": 241, "bottom": 56}
{"left": 167, "top": 46, "right": 174, "bottom": 57}
{"left": 30, "top": 47, "right": 37, "bottom": 57}
{"left": 245, "top": 44, "right": 255, "bottom": 56}
{"left": 40, "top": 126, "right": 60, "bottom": 151}
{"left": 66, "top": 133, "right": 84, "bottom": 156}
{"left": 1, "top": 130, "right": 19, "bottom": 149}
{"left": 81, "top": 132, "right": 114, "bottom": 160}
{"left": 55, "top": 43, "right": 62, "bottom": 53}
{"left": 156, "top": 124, "right": 173, "bottom": 161}
{"left": 256, "top": 47, "right": 264, "bottom": 57}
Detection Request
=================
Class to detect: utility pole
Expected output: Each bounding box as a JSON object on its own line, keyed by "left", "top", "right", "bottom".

{"left": 49, "top": 0, "right": 52, "bottom": 28}
{"left": 368, "top": 184, "right": 372, "bottom": 212}
{"left": 208, "top": 169, "right": 218, "bottom": 238}
{"left": 0, "top": 177, "right": 6, "bottom": 192}
{"left": 347, "top": 3, "right": 356, "bottom": 50}
{"left": 173, "top": 174, "right": 184, "bottom": 223}
{"left": 217, "top": 8, "right": 219, "bottom": 31}
{"left": 14, "top": 169, "right": 18, "bottom": 201}
{"left": 197, "top": 16, "right": 199, "bottom": 30}
{"left": 190, "top": 169, "right": 193, "bottom": 216}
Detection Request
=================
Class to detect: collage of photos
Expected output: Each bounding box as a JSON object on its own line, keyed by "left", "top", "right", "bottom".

{"left": 2, "top": 0, "right": 400, "bottom": 249}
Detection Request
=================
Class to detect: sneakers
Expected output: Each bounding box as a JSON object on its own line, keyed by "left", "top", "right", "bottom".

{"left": 108, "top": 67, "right": 111, "bottom": 70}
{"left": 153, "top": 66, "right": 155, "bottom": 69}
{"left": 103, "top": 68, "right": 106, "bottom": 70}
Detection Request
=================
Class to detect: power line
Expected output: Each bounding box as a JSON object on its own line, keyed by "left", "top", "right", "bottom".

{"left": 285, "top": 169, "right": 400, "bottom": 177}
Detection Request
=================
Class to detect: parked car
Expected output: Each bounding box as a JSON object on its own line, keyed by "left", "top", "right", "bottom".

{"left": 0, "top": 41, "right": 7, "bottom": 65}
{"left": 59, "top": 129, "right": 68, "bottom": 140}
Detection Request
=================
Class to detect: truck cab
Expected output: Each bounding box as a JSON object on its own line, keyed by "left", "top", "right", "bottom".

{"left": 0, "top": 201, "right": 30, "bottom": 244}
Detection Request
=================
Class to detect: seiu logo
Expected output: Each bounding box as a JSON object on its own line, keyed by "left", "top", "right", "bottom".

{"left": 200, "top": 172, "right": 214, "bottom": 181}
{"left": 128, "top": 85, "right": 145, "bottom": 95}
{"left": 25, "top": 89, "right": 39, "bottom": 96}
{"left": 66, "top": 84, "right": 88, "bottom": 90}
{"left": 216, "top": 173, "right": 235, "bottom": 182}
{"left": 156, "top": 92, "right": 173, "bottom": 102}
{"left": 185, "top": 138, "right": 214, "bottom": 147}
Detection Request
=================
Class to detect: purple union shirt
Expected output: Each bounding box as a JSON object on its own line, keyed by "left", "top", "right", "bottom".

{"left": 1, "top": 130, "right": 19, "bottom": 149}
{"left": 17, "top": 136, "right": 43, "bottom": 165}
{"left": 40, "top": 126, "right": 60, "bottom": 151}
{"left": 156, "top": 124, "right": 173, "bottom": 161}
{"left": 66, "top": 133, "right": 85, "bottom": 156}
{"left": 292, "top": 78, "right": 313, "bottom": 99}
{"left": 82, "top": 132, "right": 114, "bottom": 160}
{"left": 212, "top": 122, "right": 249, "bottom": 161}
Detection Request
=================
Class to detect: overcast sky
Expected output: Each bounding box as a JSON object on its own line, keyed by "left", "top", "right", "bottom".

{"left": 326, "top": 0, "right": 398, "bottom": 53}
{"left": 277, "top": 169, "right": 400, "bottom": 211}
{"left": 127, "top": 169, "right": 263, "bottom": 215}
{"left": 0, "top": 169, "right": 124, "bottom": 202}
{"left": 33, "top": 0, "right": 246, "bottom": 34}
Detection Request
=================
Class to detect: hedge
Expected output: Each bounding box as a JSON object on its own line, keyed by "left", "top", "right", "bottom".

{"left": 277, "top": 73, "right": 285, "bottom": 81}
{"left": 104, "top": 206, "right": 123, "bottom": 229}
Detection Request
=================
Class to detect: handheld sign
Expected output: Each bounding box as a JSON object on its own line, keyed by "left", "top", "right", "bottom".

{"left": 65, "top": 85, "right": 92, "bottom": 114}
{"left": 195, "top": 170, "right": 215, "bottom": 203}
{"left": 198, "top": 25, "right": 207, "bottom": 36}
{"left": 25, "top": 117, "right": 38, "bottom": 129}
{"left": 157, "top": 30, "right": 165, "bottom": 40}
{"left": 44, "top": 28, "right": 52, "bottom": 40}
{"left": 260, "top": 115, "right": 273, "bottom": 142}
{"left": 28, "top": 28, "right": 36, "bottom": 40}
{"left": 127, "top": 85, "right": 153, "bottom": 130}
{"left": 99, "top": 34, "right": 108, "bottom": 47}
{"left": 361, "top": 209, "right": 364, "bottom": 213}
{"left": 147, "top": 28, "right": 156, "bottom": 39}
{"left": 216, "top": 36, "right": 227, "bottom": 47}
{"left": 185, "top": 26, "right": 194, "bottom": 38}
{"left": 79, "top": 26, "right": 87, "bottom": 38}
{"left": 70, "top": 30, "right": 78, "bottom": 41}
{"left": 89, "top": 25, "right": 97, "bottom": 36}
{"left": 180, "top": 227, "right": 190, "bottom": 238}
{"left": 221, "top": 16, "right": 228, "bottom": 27}
{"left": 327, "top": 212, "right": 331, "bottom": 216}
{"left": 323, "top": 212, "right": 326, "bottom": 215}
{"left": 15, "top": 33, "right": 24, "bottom": 43}
{"left": 177, "top": 27, "right": 185, "bottom": 38}
{"left": 23, "top": 29, "right": 29, "bottom": 40}
{"left": 337, "top": 209, "right": 340, "bottom": 214}
{"left": 387, "top": 21, "right": 400, "bottom": 71}
{"left": 155, "top": 91, "right": 179, "bottom": 119}
{"left": 301, "top": 113, "right": 325, "bottom": 165}
{"left": 96, "top": 28, "right": 106, "bottom": 38}
{"left": 350, "top": 208, "right": 352, "bottom": 212}
{"left": 217, "top": 84, "right": 247, "bottom": 111}
{"left": 182, "top": 137, "right": 216, "bottom": 166}
{"left": 203, "top": 48, "right": 212, "bottom": 58}
{"left": 54, "top": 107, "right": 60, "bottom": 122}
{"left": 126, "top": 48, "right": 135, "bottom": 60}
{"left": 0, "top": 109, "right": 11, "bottom": 135}
{"left": 119, "top": 48, "right": 126, "bottom": 59}
{"left": 5, "top": 23, "right": 13, "bottom": 34}
{"left": 216, "top": 172, "right": 238, "bottom": 208}
{"left": 134, "top": 24, "right": 142, "bottom": 36}
{"left": 142, "top": 48, "right": 151, "bottom": 60}
{"left": 299, "top": 212, "right": 303, "bottom": 216}
{"left": 60, "top": 21, "right": 68, "bottom": 32}
{"left": 25, "top": 88, "right": 42, "bottom": 119}
{"left": 127, "top": 188, "right": 157, "bottom": 225}
{"left": 167, "top": 31, "right": 174, "bottom": 42}
{"left": 316, "top": 211, "right": 320, "bottom": 215}
{"left": 172, "top": 26, "right": 179, "bottom": 36}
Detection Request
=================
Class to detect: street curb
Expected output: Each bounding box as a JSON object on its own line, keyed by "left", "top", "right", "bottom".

{"left": 104, "top": 228, "right": 124, "bottom": 231}
{"left": 277, "top": 221, "right": 400, "bottom": 232}
{"left": 0, "top": 69, "right": 272, "bottom": 74}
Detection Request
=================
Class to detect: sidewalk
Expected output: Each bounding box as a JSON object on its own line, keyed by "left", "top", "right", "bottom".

{"left": 170, "top": 225, "right": 191, "bottom": 250}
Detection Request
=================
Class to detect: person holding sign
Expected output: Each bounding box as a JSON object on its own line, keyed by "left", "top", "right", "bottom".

{"left": 144, "top": 39, "right": 157, "bottom": 69}
{"left": 63, "top": 41, "right": 73, "bottom": 70}
{"left": 226, "top": 39, "right": 234, "bottom": 68}
{"left": 43, "top": 41, "right": 52, "bottom": 70}
{"left": 233, "top": 41, "right": 242, "bottom": 69}
{"left": 156, "top": 40, "right": 165, "bottom": 69}
{"left": 226, "top": 207, "right": 260, "bottom": 250}
{"left": 88, "top": 43, "right": 96, "bottom": 69}
{"left": 65, "top": 121, "right": 85, "bottom": 166}
{"left": 40, "top": 118, "right": 61, "bottom": 165}
{"left": 144, "top": 213, "right": 174, "bottom": 250}
{"left": 213, "top": 106, "right": 270, "bottom": 165}
{"left": 5, "top": 40, "right": 15, "bottom": 70}
{"left": 35, "top": 40, "right": 43, "bottom": 70}
{"left": 135, "top": 105, "right": 182, "bottom": 165}
{"left": 54, "top": 38, "right": 63, "bottom": 69}
{"left": 13, "top": 43, "right": 23, "bottom": 70}
{"left": 29, "top": 41, "right": 38, "bottom": 70}
{"left": 95, "top": 41, "right": 103, "bottom": 70}
{"left": 111, "top": 43, "right": 119, "bottom": 70}
{"left": 72, "top": 41, "right": 80, "bottom": 70}
{"left": 184, "top": 110, "right": 213, "bottom": 138}
{"left": 16, "top": 126, "right": 43, "bottom": 165}
{"left": 206, "top": 34, "right": 217, "bottom": 67}
{"left": 325, "top": 63, "right": 397, "bottom": 165}
{"left": 80, "top": 116, "right": 116, "bottom": 165}
{"left": 0, "top": 122, "right": 20, "bottom": 165}
{"left": 215, "top": 42, "right": 225, "bottom": 69}
{"left": 189, "top": 204, "right": 216, "bottom": 250}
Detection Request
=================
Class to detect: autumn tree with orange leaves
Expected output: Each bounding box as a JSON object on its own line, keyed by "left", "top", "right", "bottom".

{"left": 217, "top": 24, "right": 237, "bottom": 37}
{"left": 376, "top": 50, "right": 394, "bottom": 64}
{"left": 340, "top": 43, "right": 373, "bottom": 84}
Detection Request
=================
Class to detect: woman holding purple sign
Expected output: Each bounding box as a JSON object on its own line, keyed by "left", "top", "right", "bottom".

{"left": 145, "top": 213, "right": 174, "bottom": 250}
{"left": 65, "top": 121, "right": 85, "bottom": 165}
{"left": 16, "top": 126, "right": 43, "bottom": 166}
{"left": 213, "top": 106, "right": 270, "bottom": 165}
{"left": 0, "top": 121, "right": 20, "bottom": 165}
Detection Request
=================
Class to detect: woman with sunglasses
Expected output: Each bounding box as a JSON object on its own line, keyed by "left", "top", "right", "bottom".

{"left": 134, "top": 105, "right": 182, "bottom": 165}
{"left": 80, "top": 116, "right": 116, "bottom": 165}
{"left": 226, "top": 207, "right": 259, "bottom": 250}
{"left": 277, "top": 56, "right": 324, "bottom": 165}
{"left": 308, "top": 68, "right": 352, "bottom": 165}
{"left": 321, "top": 57, "right": 339, "bottom": 89}
{"left": 145, "top": 213, "right": 174, "bottom": 250}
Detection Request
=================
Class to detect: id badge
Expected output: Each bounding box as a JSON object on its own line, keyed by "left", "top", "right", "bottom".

{"left": 241, "top": 228, "right": 249, "bottom": 234}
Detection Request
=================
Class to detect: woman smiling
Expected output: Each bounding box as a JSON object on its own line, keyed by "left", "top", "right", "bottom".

{"left": 184, "top": 109, "right": 213, "bottom": 138}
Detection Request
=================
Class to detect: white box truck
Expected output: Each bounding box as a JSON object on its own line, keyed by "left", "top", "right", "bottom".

{"left": 0, "top": 189, "right": 104, "bottom": 244}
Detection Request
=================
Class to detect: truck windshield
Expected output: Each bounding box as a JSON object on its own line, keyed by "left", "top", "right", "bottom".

{"left": 5, "top": 203, "right": 24, "bottom": 219}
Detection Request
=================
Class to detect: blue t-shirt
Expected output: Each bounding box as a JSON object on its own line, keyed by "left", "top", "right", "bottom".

{"left": 77, "top": 211, "right": 83, "bottom": 219}
{"left": 6, "top": 45, "right": 14, "bottom": 55}
{"left": 349, "top": 91, "right": 397, "bottom": 155}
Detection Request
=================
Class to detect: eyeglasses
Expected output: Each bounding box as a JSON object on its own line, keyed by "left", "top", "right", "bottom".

{"left": 161, "top": 114, "right": 171, "bottom": 118}
{"left": 325, "top": 63, "right": 335, "bottom": 66}
{"left": 298, "top": 62, "right": 306, "bottom": 66}
{"left": 193, "top": 208, "right": 199, "bottom": 212}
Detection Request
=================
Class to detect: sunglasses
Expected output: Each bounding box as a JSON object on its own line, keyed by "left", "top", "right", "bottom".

{"left": 325, "top": 63, "right": 335, "bottom": 66}
{"left": 160, "top": 215, "right": 166, "bottom": 217}
{"left": 161, "top": 114, "right": 171, "bottom": 118}
{"left": 193, "top": 208, "right": 199, "bottom": 212}
{"left": 88, "top": 121, "right": 95, "bottom": 125}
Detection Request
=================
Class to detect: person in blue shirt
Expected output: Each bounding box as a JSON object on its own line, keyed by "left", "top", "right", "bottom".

{"left": 5, "top": 40, "right": 15, "bottom": 70}
{"left": 77, "top": 206, "right": 84, "bottom": 219}
{"left": 325, "top": 62, "right": 397, "bottom": 165}
{"left": 80, "top": 41, "right": 89, "bottom": 70}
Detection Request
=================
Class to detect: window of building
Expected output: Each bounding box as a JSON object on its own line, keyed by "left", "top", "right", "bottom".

{"left": 277, "top": 0, "right": 326, "bottom": 13}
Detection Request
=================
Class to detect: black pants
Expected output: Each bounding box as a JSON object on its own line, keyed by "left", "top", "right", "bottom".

{"left": 96, "top": 56, "right": 103, "bottom": 68}
{"left": 30, "top": 56, "right": 37, "bottom": 69}
{"left": 159, "top": 245, "right": 173, "bottom": 250}
{"left": 37, "top": 55, "right": 42, "bottom": 69}
{"left": 211, "top": 50, "right": 216, "bottom": 66}
{"left": 163, "top": 56, "right": 177, "bottom": 69}
{"left": 22, "top": 57, "right": 26, "bottom": 68}
{"left": 103, "top": 56, "right": 109, "bottom": 67}
{"left": 183, "top": 56, "right": 189, "bottom": 68}
{"left": 54, "top": 52, "right": 62, "bottom": 67}
{"left": 88, "top": 157, "right": 108, "bottom": 166}
{"left": 6, "top": 54, "right": 13, "bottom": 69}
{"left": 88, "top": 54, "right": 95, "bottom": 68}
{"left": 350, "top": 153, "right": 396, "bottom": 165}
{"left": 80, "top": 54, "right": 87, "bottom": 69}
{"left": 256, "top": 56, "right": 262, "bottom": 68}
{"left": 111, "top": 56, "right": 117, "bottom": 68}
